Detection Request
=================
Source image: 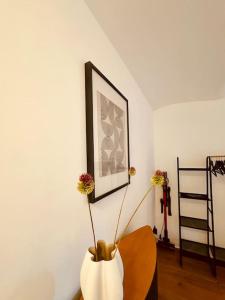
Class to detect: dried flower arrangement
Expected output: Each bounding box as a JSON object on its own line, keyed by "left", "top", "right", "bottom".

{"left": 77, "top": 169, "right": 164, "bottom": 262}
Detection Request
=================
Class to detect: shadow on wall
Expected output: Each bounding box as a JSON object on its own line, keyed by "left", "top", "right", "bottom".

{"left": 8, "top": 272, "right": 55, "bottom": 300}
{"left": 72, "top": 289, "right": 82, "bottom": 300}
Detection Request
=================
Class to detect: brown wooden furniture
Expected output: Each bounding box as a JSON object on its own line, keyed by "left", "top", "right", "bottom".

{"left": 80, "top": 225, "right": 157, "bottom": 300}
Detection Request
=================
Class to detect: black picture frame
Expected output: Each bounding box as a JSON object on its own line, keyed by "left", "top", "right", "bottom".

{"left": 85, "top": 61, "right": 130, "bottom": 203}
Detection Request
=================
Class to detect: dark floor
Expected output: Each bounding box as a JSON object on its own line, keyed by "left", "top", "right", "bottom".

{"left": 157, "top": 247, "right": 225, "bottom": 300}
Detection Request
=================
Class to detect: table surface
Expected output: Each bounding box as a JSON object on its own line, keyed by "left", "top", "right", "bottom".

{"left": 80, "top": 225, "right": 157, "bottom": 300}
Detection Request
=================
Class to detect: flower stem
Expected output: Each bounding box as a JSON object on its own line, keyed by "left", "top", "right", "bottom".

{"left": 113, "top": 185, "right": 128, "bottom": 247}
{"left": 88, "top": 201, "right": 98, "bottom": 261}
{"left": 113, "top": 185, "right": 153, "bottom": 258}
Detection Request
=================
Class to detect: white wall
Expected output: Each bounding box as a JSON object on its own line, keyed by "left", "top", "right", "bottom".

{"left": 154, "top": 99, "right": 225, "bottom": 248}
{"left": 0, "top": 1, "right": 154, "bottom": 299}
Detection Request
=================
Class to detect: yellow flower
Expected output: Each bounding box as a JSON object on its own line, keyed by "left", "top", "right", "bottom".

{"left": 128, "top": 167, "right": 136, "bottom": 176}
{"left": 151, "top": 175, "right": 164, "bottom": 186}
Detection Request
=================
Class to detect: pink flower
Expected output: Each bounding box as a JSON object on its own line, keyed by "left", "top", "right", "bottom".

{"left": 155, "top": 170, "right": 164, "bottom": 176}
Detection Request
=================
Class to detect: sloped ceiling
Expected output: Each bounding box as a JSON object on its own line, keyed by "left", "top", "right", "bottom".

{"left": 85, "top": 0, "right": 225, "bottom": 109}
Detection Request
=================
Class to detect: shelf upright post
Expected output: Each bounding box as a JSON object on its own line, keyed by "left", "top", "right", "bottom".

{"left": 209, "top": 156, "right": 217, "bottom": 276}
{"left": 206, "top": 157, "right": 210, "bottom": 260}
{"left": 177, "top": 157, "right": 182, "bottom": 266}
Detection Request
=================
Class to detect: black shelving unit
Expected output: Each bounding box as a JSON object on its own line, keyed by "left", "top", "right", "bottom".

{"left": 208, "top": 156, "right": 225, "bottom": 268}
{"left": 177, "top": 157, "right": 217, "bottom": 276}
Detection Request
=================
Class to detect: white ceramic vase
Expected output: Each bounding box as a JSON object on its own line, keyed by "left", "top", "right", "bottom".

{"left": 80, "top": 249, "right": 124, "bottom": 300}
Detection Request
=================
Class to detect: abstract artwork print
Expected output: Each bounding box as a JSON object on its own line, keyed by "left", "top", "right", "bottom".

{"left": 97, "top": 92, "right": 126, "bottom": 177}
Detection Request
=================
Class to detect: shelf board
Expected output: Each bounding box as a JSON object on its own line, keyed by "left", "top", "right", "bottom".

{"left": 179, "top": 192, "right": 209, "bottom": 201}
{"left": 215, "top": 247, "right": 225, "bottom": 263}
{"left": 181, "top": 239, "right": 208, "bottom": 257}
{"left": 180, "top": 216, "right": 209, "bottom": 231}
{"left": 181, "top": 240, "right": 225, "bottom": 267}
{"left": 179, "top": 168, "right": 207, "bottom": 171}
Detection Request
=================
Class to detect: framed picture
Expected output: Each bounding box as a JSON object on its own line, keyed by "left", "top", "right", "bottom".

{"left": 85, "top": 61, "right": 130, "bottom": 203}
